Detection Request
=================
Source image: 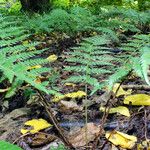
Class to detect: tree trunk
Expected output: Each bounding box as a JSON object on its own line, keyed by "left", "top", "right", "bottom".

{"left": 20, "top": 0, "right": 51, "bottom": 12}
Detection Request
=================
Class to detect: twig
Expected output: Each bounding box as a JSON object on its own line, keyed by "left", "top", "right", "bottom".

{"left": 144, "top": 107, "right": 148, "bottom": 141}
{"left": 122, "top": 84, "right": 150, "bottom": 90}
{"left": 37, "top": 90, "right": 74, "bottom": 149}
{"left": 13, "top": 133, "right": 30, "bottom": 144}
{"left": 92, "top": 70, "right": 133, "bottom": 150}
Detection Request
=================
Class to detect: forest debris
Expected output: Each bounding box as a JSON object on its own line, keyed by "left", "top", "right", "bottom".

{"left": 106, "top": 130, "right": 137, "bottom": 149}
{"left": 21, "top": 119, "right": 52, "bottom": 134}
{"left": 113, "top": 83, "right": 132, "bottom": 97}
{"left": 59, "top": 100, "right": 83, "bottom": 112}
{"left": 124, "top": 94, "right": 150, "bottom": 105}
{"left": 52, "top": 91, "right": 86, "bottom": 102}
{"left": 100, "top": 106, "right": 130, "bottom": 117}
{"left": 46, "top": 54, "right": 58, "bottom": 62}
{"left": 68, "top": 123, "right": 100, "bottom": 147}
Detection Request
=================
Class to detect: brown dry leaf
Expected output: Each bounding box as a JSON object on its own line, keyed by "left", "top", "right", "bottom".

{"left": 59, "top": 100, "right": 83, "bottom": 112}
{"left": 69, "top": 123, "right": 100, "bottom": 147}
{"left": 25, "top": 132, "right": 57, "bottom": 146}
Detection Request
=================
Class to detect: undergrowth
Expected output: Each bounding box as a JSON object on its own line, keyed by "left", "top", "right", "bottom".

{"left": 0, "top": 15, "right": 58, "bottom": 98}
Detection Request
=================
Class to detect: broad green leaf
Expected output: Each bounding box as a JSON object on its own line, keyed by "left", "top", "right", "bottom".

{"left": 0, "top": 141, "right": 22, "bottom": 150}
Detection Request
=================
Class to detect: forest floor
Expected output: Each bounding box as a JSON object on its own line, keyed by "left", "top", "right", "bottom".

{"left": 0, "top": 32, "right": 150, "bottom": 150}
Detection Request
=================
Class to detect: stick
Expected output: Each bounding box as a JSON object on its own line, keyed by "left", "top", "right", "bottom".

{"left": 122, "top": 84, "right": 150, "bottom": 90}
{"left": 37, "top": 90, "right": 74, "bottom": 149}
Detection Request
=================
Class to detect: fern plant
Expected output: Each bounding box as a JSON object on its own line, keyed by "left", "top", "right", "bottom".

{"left": 63, "top": 35, "right": 118, "bottom": 94}
{"left": 0, "top": 15, "right": 58, "bottom": 98}
{"left": 108, "top": 34, "right": 150, "bottom": 88}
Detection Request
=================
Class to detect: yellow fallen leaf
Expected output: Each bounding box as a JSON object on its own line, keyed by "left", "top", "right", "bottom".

{"left": 21, "top": 119, "right": 52, "bottom": 134}
{"left": 106, "top": 130, "right": 137, "bottom": 149}
{"left": 52, "top": 91, "right": 86, "bottom": 102}
{"left": 64, "top": 83, "right": 76, "bottom": 87}
{"left": 47, "top": 54, "right": 57, "bottom": 62}
{"left": 65, "top": 91, "right": 86, "bottom": 99}
{"left": 113, "top": 83, "right": 132, "bottom": 97}
{"left": 124, "top": 94, "right": 150, "bottom": 105}
{"left": 100, "top": 106, "right": 130, "bottom": 117}
{"left": 27, "top": 65, "right": 41, "bottom": 70}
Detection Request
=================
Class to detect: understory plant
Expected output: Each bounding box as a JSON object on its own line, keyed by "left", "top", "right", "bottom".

{"left": 0, "top": 15, "right": 58, "bottom": 98}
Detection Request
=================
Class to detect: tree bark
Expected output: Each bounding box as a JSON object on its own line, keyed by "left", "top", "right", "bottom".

{"left": 20, "top": 0, "right": 51, "bottom": 12}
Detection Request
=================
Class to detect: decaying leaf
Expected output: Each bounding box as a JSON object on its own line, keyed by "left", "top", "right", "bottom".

{"left": 68, "top": 123, "right": 100, "bottom": 147}
{"left": 124, "top": 94, "right": 150, "bottom": 105}
{"left": 47, "top": 54, "right": 58, "bottom": 62}
{"left": 106, "top": 130, "right": 137, "bottom": 149}
{"left": 113, "top": 83, "right": 132, "bottom": 97}
{"left": 24, "top": 132, "right": 57, "bottom": 146}
{"left": 21, "top": 119, "right": 52, "bottom": 134}
{"left": 100, "top": 106, "right": 130, "bottom": 117}
{"left": 59, "top": 100, "right": 83, "bottom": 112}
{"left": 53, "top": 91, "right": 86, "bottom": 102}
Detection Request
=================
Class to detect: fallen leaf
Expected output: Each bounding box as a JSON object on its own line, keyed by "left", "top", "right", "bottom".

{"left": 21, "top": 119, "right": 52, "bottom": 134}
{"left": 24, "top": 132, "right": 57, "bottom": 146}
{"left": 52, "top": 91, "right": 86, "bottom": 102}
{"left": 69, "top": 123, "right": 100, "bottom": 147}
{"left": 65, "top": 91, "right": 86, "bottom": 99}
{"left": 100, "top": 106, "right": 130, "bottom": 117}
{"left": 47, "top": 54, "right": 57, "bottom": 62}
{"left": 27, "top": 65, "right": 41, "bottom": 70}
{"left": 59, "top": 100, "right": 83, "bottom": 112}
{"left": 106, "top": 130, "right": 137, "bottom": 149}
{"left": 113, "top": 83, "right": 132, "bottom": 97}
{"left": 124, "top": 94, "right": 150, "bottom": 105}
{"left": 64, "top": 83, "right": 76, "bottom": 88}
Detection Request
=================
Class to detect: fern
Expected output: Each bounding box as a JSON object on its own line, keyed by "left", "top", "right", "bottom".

{"left": 108, "top": 34, "right": 150, "bottom": 88}
{"left": 0, "top": 15, "right": 59, "bottom": 97}
{"left": 63, "top": 35, "right": 117, "bottom": 94}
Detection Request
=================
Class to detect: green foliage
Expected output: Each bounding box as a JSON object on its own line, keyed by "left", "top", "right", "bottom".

{"left": 0, "top": 15, "right": 59, "bottom": 97}
{"left": 64, "top": 35, "right": 117, "bottom": 94}
{"left": 0, "top": 141, "right": 22, "bottom": 150}
{"left": 108, "top": 34, "right": 150, "bottom": 88}
{"left": 23, "top": 7, "right": 95, "bottom": 34}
